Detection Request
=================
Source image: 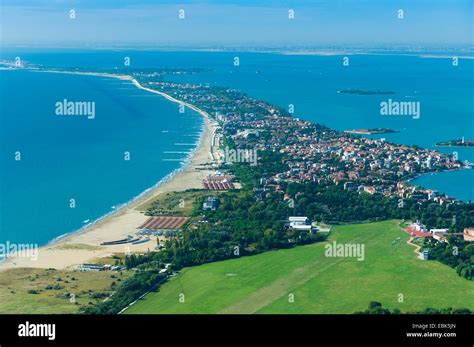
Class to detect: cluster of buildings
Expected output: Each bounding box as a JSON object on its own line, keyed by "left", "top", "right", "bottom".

{"left": 271, "top": 134, "right": 460, "bottom": 200}
{"left": 136, "top": 77, "right": 471, "bottom": 240}
{"left": 405, "top": 223, "right": 474, "bottom": 261}
{"left": 405, "top": 221, "right": 450, "bottom": 241}
{"left": 143, "top": 79, "right": 463, "bottom": 204}
{"left": 405, "top": 221, "right": 474, "bottom": 243}
{"left": 395, "top": 182, "right": 459, "bottom": 205}
{"left": 284, "top": 216, "right": 330, "bottom": 234}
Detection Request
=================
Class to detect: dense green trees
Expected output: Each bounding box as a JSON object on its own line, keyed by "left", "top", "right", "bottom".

{"left": 356, "top": 302, "right": 471, "bottom": 314}
{"left": 83, "top": 150, "right": 473, "bottom": 314}
{"left": 276, "top": 180, "right": 473, "bottom": 231}
{"left": 81, "top": 271, "right": 166, "bottom": 314}
{"left": 423, "top": 237, "right": 473, "bottom": 280}
{"left": 130, "top": 163, "right": 473, "bottom": 281}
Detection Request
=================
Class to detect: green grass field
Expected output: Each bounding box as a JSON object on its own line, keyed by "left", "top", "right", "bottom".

{"left": 126, "top": 220, "right": 474, "bottom": 314}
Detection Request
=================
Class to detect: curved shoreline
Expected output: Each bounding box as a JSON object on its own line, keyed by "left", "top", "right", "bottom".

{"left": 0, "top": 69, "right": 219, "bottom": 270}
{"left": 2, "top": 67, "right": 470, "bottom": 270}
{"left": 46, "top": 160, "right": 194, "bottom": 246}
{"left": 408, "top": 168, "right": 474, "bottom": 202}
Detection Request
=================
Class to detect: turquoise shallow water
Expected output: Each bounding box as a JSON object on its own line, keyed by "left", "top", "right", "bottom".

{"left": 0, "top": 50, "right": 472, "bottom": 248}
{"left": 0, "top": 68, "right": 203, "bottom": 246}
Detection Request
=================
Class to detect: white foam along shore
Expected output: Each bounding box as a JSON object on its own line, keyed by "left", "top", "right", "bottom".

{"left": 0, "top": 68, "right": 219, "bottom": 270}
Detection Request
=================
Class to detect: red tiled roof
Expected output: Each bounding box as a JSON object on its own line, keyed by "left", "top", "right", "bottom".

{"left": 139, "top": 216, "right": 189, "bottom": 230}
{"left": 404, "top": 227, "right": 432, "bottom": 238}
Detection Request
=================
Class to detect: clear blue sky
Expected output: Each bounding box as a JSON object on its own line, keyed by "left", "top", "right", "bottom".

{"left": 0, "top": 0, "right": 472, "bottom": 48}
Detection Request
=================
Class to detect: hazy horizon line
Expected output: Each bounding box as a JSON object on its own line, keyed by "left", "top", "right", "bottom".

{"left": 2, "top": 42, "right": 473, "bottom": 52}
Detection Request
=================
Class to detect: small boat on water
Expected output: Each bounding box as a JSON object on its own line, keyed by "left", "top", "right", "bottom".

{"left": 83, "top": 219, "right": 90, "bottom": 224}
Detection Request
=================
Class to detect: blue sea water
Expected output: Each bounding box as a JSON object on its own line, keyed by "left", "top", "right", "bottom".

{"left": 0, "top": 68, "right": 203, "bottom": 246}
{"left": 0, "top": 49, "right": 473, "bottom": 246}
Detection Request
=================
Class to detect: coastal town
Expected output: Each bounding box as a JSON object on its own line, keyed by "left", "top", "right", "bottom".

{"left": 1, "top": 0, "right": 473, "bottom": 343}
{"left": 136, "top": 73, "right": 467, "bottom": 205}
{"left": 0, "top": 66, "right": 472, "bottom": 318}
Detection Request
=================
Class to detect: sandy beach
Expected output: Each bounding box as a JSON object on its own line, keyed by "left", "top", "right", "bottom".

{"left": 0, "top": 70, "right": 220, "bottom": 271}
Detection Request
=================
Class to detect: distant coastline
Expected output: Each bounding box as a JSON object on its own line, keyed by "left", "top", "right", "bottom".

{"left": 0, "top": 59, "right": 472, "bottom": 270}
{"left": 337, "top": 89, "right": 395, "bottom": 95}
{"left": 436, "top": 138, "right": 474, "bottom": 147}
{"left": 344, "top": 128, "right": 399, "bottom": 135}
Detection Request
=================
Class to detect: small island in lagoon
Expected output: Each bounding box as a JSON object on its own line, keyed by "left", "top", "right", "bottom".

{"left": 344, "top": 128, "right": 399, "bottom": 135}
{"left": 436, "top": 138, "right": 474, "bottom": 147}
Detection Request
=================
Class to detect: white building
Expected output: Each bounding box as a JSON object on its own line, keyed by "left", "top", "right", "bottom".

{"left": 288, "top": 216, "right": 316, "bottom": 233}
{"left": 412, "top": 221, "right": 428, "bottom": 232}
{"left": 289, "top": 216, "right": 310, "bottom": 224}
{"left": 291, "top": 224, "right": 313, "bottom": 232}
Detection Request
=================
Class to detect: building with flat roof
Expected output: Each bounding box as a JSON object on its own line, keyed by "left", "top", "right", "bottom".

{"left": 289, "top": 216, "right": 310, "bottom": 224}
{"left": 203, "top": 197, "right": 220, "bottom": 211}
{"left": 287, "top": 216, "right": 316, "bottom": 234}
{"left": 291, "top": 224, "right": 313, "bottom": 232}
